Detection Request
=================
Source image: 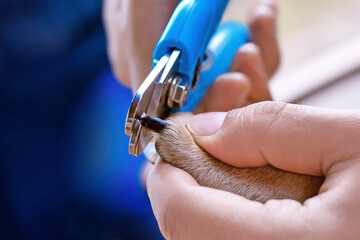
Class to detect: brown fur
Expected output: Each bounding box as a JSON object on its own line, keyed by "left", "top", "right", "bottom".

{"left": 155, "top": 112, "right": 324, "bottom": 203}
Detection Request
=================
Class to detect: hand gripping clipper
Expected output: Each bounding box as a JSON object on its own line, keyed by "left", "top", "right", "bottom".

{"left": 125, "top": 0, "right": 250, "bottom": 156}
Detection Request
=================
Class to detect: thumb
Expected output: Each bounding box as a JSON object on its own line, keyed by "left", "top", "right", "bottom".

{"left": 186, "top": 101, "right": 360, "bottom": 176}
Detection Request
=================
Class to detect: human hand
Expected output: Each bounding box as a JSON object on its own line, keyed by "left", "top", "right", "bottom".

{"left": 103, "top": 0, "right": 280, "bottom": 108}
{"left": 195, "top": 0, "right": 280, "bottom": 113}
{"left": 104, "top": 0, "right": 281, "bottom": 186}
{"left": 103, "top": 0, "right": 180, "bottom": 90}
{"left": 147, "top": 101, "right": 360, "bottom": 239}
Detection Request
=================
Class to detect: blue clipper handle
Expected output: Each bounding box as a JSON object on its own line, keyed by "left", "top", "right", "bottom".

{"left": 153, "top": 0, "right": 229, "bottom": 79}
{"left": 181, "top": 21, "right": 250, "bottom": 111}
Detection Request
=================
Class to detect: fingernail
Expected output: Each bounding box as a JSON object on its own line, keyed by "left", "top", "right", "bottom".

{"left": 186, "top": 112, "right": 226, "bottom": 136}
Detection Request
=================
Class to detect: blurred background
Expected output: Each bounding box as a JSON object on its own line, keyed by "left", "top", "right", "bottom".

{"left": 1, "top": 0, "right": 360, "bottom": 239}
{"left": 226, "top": 0, "right": 360, "bottom": 108}
{"left": 0, "top": 1, "right": 162, "bottom": 239}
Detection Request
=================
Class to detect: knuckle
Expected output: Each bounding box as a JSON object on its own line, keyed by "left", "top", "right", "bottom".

{"left": 252, "top": 102, "right": 288, "bottom": 144}
{"left": 250, "top": 5, "right": 276, "bottom": 29}
{"left": 234, "top": 43, "right": 261, "bottom": 68}
{"left": 253, "top": 101, "right": 287, "bottom": 120}
{"left": 232, "top": 72, "right": 251, "bottom": 92}
{"left": 226, "top": 108, "right": 244, "bottom": 122}
{"left": 245, "top": 101, "right": 288, "bottom": 131}
{"left": 226, "top": 101, "right": 287, "bottom": 126}
{"left": 224, "top": 107, "right": 250, "bottom": 132}
{"left": 238, "top": 43, "right": 261, "bottom": 60}
{"left": 218, "top": 72, "right": 248, "bottom": 84}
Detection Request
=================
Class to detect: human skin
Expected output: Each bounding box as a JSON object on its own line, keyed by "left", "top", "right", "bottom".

{"left": 103, "top": 0, "right": 281, "bottom": 187}
{"left": 101, "top": 0, "right": 349, "bottom": 239}
{"left": 103, "top": 0, "right": 280, "bottom": 111}
{"left": 102, "top": 1, "right": 360, "bottom": 239}
{"left": 155, "top": 112, "right": 324, "bottom": 203}
{"left": 147, "top": 101, "right": 360, "bottom": 239}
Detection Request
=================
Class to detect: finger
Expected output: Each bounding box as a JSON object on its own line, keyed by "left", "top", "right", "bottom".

{"left": 146, "top": 160, "right": 200, "bottom": 238}
{"left": 147, "top": 160, "right": 264, "bottom": 240}
{"left": 141, "top": 162, "right": 153, "bottom": 188}
{"left": 103, "top": 0, "right": 180, "bottom": 90}
{"left": 248, "top": 0, "right": 280, "bottom": 77}
{"left": 187, "top": 101, "right": 360, "bottom": 176}
{"left": 103, "top": 0, "right": 131, "bottom": 87}
{"left": 230, "top": 43, "right": 271, "bottom": 102}
{"left": 147, "top": 158, "right": 360, "bottom": 239}
{"left": 195, "top": 73, "right": 250, "bottom": 113}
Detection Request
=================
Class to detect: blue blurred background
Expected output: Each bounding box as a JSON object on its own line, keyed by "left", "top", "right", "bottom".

{"left": 0, "top": 1, "right": 163, "bottom": 239}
